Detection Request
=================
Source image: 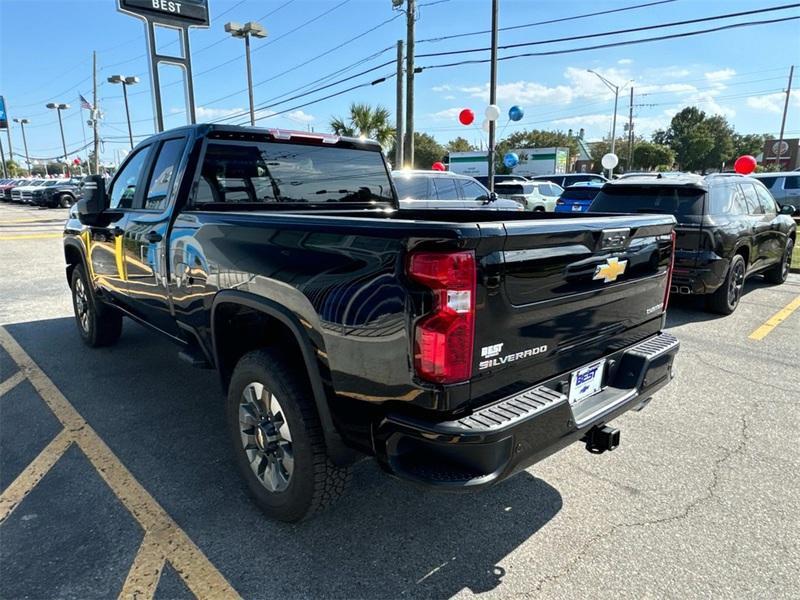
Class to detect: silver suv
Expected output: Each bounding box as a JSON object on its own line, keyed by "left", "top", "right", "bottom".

{"left": 750, "top": 172, "right": 800, "bottom": 215}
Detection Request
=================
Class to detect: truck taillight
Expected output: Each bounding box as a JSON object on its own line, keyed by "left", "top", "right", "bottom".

{"left": 407, "top": 251, "right": 476, "bottom": 384}
{"left": 663, "top": 230, "right": 676, "bottom": 311}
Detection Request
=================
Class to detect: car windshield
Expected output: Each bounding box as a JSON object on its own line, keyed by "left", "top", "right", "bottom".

{"left": 45, "top": 180, "right": 61, "bottom": 186}
{"left": 590, "top": 185, "right": 705, "bottom": 216}
{"left": 193, "top": 141, "right": 393, "bottom": 207}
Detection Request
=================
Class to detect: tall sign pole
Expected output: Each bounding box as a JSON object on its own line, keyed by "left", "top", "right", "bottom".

{"left": 93, "top": 50, "right": 100, "bottom": 175}
{"left": 117, "top": 0, "right": 209, "bottom": 132}
{"left": 487, "top": 0, "right": 499, "bottom": 193}
{"left": 403, "top": 0, "right": 415, "bottom": 168}
{"left": 395, "top": 39, "right": 404, "bottom": 169}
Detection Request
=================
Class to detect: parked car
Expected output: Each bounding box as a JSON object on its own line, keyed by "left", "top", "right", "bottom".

{"left": 616, "top": 171, "right": 684, "bottom": 180}
{"left": 392, "top": 170, "right": 523, "bottom": 210}
{"left": 495, "top": 180, "right": 563, "bottom": 211}
{"left": 473, "top": 174, "right": 530, "bottom": 187}
{"left": 65, "top": 124, "right": 679, "bottom": 521}
{"left": 589, "top": 174, "right": 796, "bottom": 314}
{"left": 750, "top": 172, "right": 800, "bottom": 215}
{"left": 554, "top": 181, "right": 604, "bottom": 213}
{"left": 31, "top": 177, "right": 82, "bottom": 208}
{"left": 0, "top": 178, "right": 26, "bottom": 201}
{"left": 10, "top": 179, "right": 49, "bottom": 203}
{"left": 531, "top": 173, "right": 608, "bottom": 188}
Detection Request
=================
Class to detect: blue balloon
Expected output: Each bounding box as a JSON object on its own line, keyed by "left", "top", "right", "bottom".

{"left": 503, "top": 152, "right": 519, "bottom": 168}
{"left": 508, "top": 105, "right": 524, "bottom": 122}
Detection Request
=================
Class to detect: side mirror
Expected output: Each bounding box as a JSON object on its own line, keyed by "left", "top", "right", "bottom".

{"left": 486, "top": 192, "right": 498, "bottom": 203}
{"left": 77, "top": 175, "right": 107, "bottom": 224}
{"left": 779, "top": 204, "right": 795, "bottom": 215}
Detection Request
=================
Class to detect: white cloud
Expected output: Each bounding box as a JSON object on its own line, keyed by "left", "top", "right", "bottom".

{"left": 554, "top": 113, "right": 614, "bottom": 127}
{"left": 286, "top": 110, "right": 315, "bottom": 123}
{"left": 443, "top": 94, "right": 456, "bottom": 100}
{"left": 618, "top": 58, "right": 633, "bottom": 65}
{"left": 564, "top": 67, "right": 631, "bottom": 100}
{"left": 181, "top": 106, "right": 244, "bottom": 120}
{"left": 432, "top": 84, "right": 452, "bottom": 92}
{"left": 456, "top": 81, "right": 575, "bottom": 106}
{"left": 746, "top": 90, "right": 800, "bottom": 114}
{"left": 430, "top": 107, "right": 463, "bottom": 121}
{"left": 659, "top": 83, "right": 698, "bottom": 94}
{"left": 705, "top": 68, "right": 736, "bottom": 82}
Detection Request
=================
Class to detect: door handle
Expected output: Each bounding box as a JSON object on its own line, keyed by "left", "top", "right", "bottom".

{"left": 146, "top": 231, "right": 163, "bottom": 243}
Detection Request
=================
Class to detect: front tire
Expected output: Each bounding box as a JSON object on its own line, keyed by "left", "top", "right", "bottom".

{"left": 70, "top": 264, "right": 123, "bottom": 347}
{"left": 226, "top": 349, "right": 351, "bottom": 522}
{"left": 763, "top": 239, "right": 793, "bottom": 284}
{"left": 706, "top": 254, "right": 746, "bottom": 315}
{"left": 59, "top": 194, "right": 74, "bottom": 208}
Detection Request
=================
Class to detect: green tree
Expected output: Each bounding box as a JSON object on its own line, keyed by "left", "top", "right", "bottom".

{"left": 732, "top": 133, "right": 766, "bottom": 158}
{"left": 388, "top": 133, "right": 446, "bottom": 169}
{"left": 654, "top": 106, "right": 736, "bottom": 173}
{"left": 632, "top": 142, "right": 675, "bottom": 170}
{"left": 330, "top": 102, "right": 394, "bottom": 148}
{"left": 445, "top": 137, "right": 476, "bottom": 153}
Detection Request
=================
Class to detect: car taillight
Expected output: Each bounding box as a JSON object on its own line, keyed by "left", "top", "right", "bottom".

{"left": 407, "top": 251, "right": 476, "bottom": 384}
{"left": 663, "top": 230, "right": 676, "bottom": 311}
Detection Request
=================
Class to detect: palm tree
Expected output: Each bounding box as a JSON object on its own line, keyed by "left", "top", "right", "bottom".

{"left": 329, "top": 103, "right": 394, "bottom": 147}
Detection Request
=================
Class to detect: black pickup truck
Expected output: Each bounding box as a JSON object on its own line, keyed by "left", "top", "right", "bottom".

{"left": 64, "top": 124, "right": 679, "bottom": 521}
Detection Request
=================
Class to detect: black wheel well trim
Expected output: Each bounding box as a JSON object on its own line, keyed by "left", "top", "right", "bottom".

{"left": 210, "top": 290, "right": 356, "bottom": 466}
{"left": 63, "top": 238, "right": 89, "bottom": 286}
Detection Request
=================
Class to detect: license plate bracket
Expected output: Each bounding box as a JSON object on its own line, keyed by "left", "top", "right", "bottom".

{"left": 569, "top": 359, "right": 606, "bottom": 405}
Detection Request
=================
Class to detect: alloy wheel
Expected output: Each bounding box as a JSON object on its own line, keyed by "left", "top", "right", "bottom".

{"left": 73, "top": 277, "right": 90, "bottom": 332}
{"left": 239, "top": 382, "right": 294, "bottom": 492}
{"left": 728, "top": 260, "right": 745, "bottom": 308}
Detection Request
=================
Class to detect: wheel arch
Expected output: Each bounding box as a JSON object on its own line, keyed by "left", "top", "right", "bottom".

{"left": 211, "top": 290, "right": 356, "bottom": 466}
{"left": 64, "top": 238, "right": 88, "bottom": 287}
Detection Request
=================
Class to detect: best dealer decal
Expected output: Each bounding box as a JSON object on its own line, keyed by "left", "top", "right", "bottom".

{"left": 479, "top": 344, "right": 548, "bottom": 370}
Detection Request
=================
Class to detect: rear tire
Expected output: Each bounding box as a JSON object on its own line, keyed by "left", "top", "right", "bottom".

{"left": 226, "top": 349, "right": 351, "bottom": 522}
{"left": 70, "top": 264, "right": 123, "bottom": 347}
{"left": 763, "top": 239, "right": 793, "bottom": 285}
{"left": 706, "top": 254, "right": 746, "bottom": 315}
{"left": 59, "top": 194, "right": 74, "bottom": 208}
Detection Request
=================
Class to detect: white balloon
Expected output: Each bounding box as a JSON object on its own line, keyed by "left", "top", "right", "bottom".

{"left": 481, "top": 118, "right": 491, "bottom": 132}
{"left": 485, "top": 104, "right": 501, "bottom": 121}
{"left": 601, "top": 153, "right": 619, "bottom": 169}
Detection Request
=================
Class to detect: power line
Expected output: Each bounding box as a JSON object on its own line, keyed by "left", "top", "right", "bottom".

{"left": 417, "top": 0, "right": 680, "bottom": 43}
{"left": 416, "top": 3, "right": 800, "bottom": 59}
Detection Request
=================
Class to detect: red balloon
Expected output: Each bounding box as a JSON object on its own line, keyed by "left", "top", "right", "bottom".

{"left": 734, "top": 155, "right": 757, "bottom": 175}
{"left": 432, "top": 162, "right": 446, "bottom": 171}
{"left": 458, "top": 108, "right": 475, "bottom": 126}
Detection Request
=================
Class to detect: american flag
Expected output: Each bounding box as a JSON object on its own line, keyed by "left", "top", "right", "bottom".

{"left": 79, "top": 94, "right": 93, "bottom": 110}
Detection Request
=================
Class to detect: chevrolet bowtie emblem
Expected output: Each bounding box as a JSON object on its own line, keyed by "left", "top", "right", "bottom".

{"left": 593, "top": 257, "right": 628, "bottom": 283}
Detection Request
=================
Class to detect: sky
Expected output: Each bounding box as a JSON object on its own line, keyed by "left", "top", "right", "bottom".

{"left": 1, "top": 0, "right": 799, "bottom": 166}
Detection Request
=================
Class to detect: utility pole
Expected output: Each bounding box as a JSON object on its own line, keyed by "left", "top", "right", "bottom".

{"left": 13, "top": 118, "right": 30, "bottom": 175}
{"left": 93, "top": 51, "right": 99, "bottom": 175}
{"left": 627, "top": 87, "right": 634, "bottom": 171}
{"left": 775, "top": 65, "right": 794, "bottom": 170}
{"left": 395, "top": 39, "right": 404, "bottom": 169}
{"left": 403, "top": 0, "right": 415, "bottom": 168}
{"left": 487, "top": 0, "right": 499, "bottom": 192}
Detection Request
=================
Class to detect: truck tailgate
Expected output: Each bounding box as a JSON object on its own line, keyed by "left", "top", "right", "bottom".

{"left": 470, "top": 215, "right": 675, "bottom": 402}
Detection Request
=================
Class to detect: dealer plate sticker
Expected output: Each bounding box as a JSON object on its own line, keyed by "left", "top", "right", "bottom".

{"left": 569, "top": 359, "right": 606, "bottom": 405}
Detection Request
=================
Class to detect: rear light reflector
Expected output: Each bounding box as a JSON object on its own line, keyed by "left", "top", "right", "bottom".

{"left": 407, "top": 251, "right": 476, "bottom": 384}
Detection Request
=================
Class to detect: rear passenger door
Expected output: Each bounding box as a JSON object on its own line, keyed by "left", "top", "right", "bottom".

{"left": 740, "top": 182, "right": 770, "bottom": 270}
{"left": 121, "top": 135, "right": 188, "bottom": 337}
{"left": 754, "top": 183, "right": 785, "bottom": 265}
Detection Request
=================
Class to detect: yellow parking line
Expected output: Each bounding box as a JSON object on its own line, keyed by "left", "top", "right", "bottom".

{"left": 748, "top": 295, "right": 800, "bottom": 341}
{"left": 0, "top": 371, "right": 26, "bottom": 397}
{"left": 0, "top": 233, "right": 62, "bottom": 241}
{"left": 119, "top": 534, "right": 167, "bottom": 600}
{"left": 0, "top": 429, "right": 73, "bottom": 521}
{"left": 0, "top": 327, "right": 240, "bottom": 600}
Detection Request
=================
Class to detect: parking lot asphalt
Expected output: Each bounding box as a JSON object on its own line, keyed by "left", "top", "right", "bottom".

{"left": 1, "top": 203, "right": 798, "bottom": 599}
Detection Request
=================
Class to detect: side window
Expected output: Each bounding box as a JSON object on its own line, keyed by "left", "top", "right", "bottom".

{"left": 755, "top": 185, "right": 777, "bottom": 215}
{"left": 433, "top": 177, "right": 460, "bottom": 201}
{"left": 740, "top": 183, "right": 762, "bottom": 215}
{"left": 460, "top": 179, "right": 489, "bottom": 201}
{"left": 729, "top": 185, "right": 748, "bottom": 215}
{"left": 109, "top": 146, "right": 150, "bottom": 209}
{"left": 785, "top": 176, "right": 800, "bottom": 190}
{"left": 143, "top": 138, "right": 186, "bottom": 211}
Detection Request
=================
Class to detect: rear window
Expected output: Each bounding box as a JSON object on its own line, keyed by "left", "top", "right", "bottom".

{"left": 755, "top": 176, "right": 779, "bottom": 189}
{"left": 590, "top": 186, "right": 705, "bottom": 216}
{"left": 192, "top": 141, "right": 393, "bottom": 207}
{"left": 561, "top": 187, "right": 601, "bottom": 201}
{"left": 495, "top": 184, "right": 528, "bottom": 195}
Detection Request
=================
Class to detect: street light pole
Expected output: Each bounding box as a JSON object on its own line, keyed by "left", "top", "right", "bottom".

{"left": 487, "top": 0, "right": 499, "bottom": 193}
{"left": 47, "top": 102, "right": 70, "bottom": 175}
{"left": 13, "top": 118, "right": 31, "bottom": 175}
{"left": 225, "top": 21, "right": 268, "bottom": 127}
{"left": 107, "top": 75, "right": 140, "bottom": 150}
{"left": 587, "top": 70, "right": 631, "bottom": 177}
